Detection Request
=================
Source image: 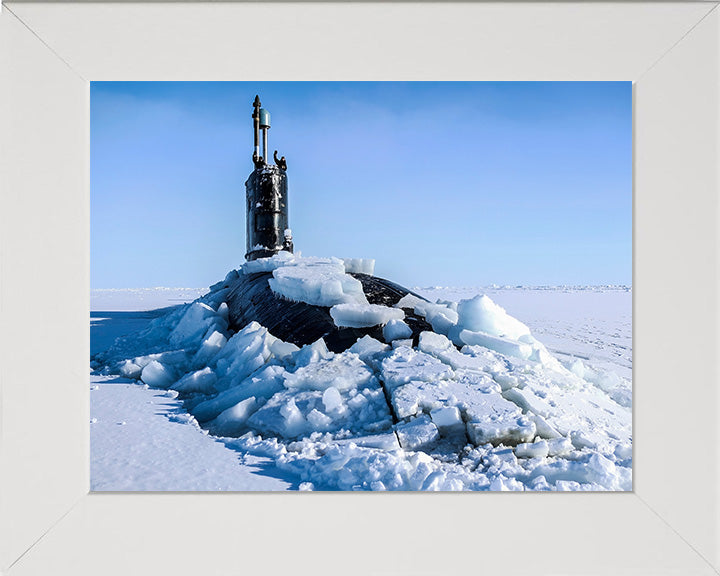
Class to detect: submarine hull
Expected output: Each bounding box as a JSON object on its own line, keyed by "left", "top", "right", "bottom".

{"left": 225, "top": 272, "right": 431, "bottom": 352}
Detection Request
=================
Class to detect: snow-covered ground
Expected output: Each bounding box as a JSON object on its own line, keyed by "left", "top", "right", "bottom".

{"left": 91, "top": 255, "right": 632, "bottom": 492}
{"left": 90, "top": 374, "right": 296, "bottom": 491}
{"left": 91, "top": 287, "right": 207, "bottom": 312}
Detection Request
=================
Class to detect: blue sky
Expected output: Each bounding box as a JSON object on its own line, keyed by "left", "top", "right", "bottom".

{"left": 91, "top": 81, "right": 631, "bottom": 289}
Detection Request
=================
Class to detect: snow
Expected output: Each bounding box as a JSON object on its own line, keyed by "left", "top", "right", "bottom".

{"left": 91, "top": 259, "right": 632, "bottom": 492}
{"left": 91, "top": 288, "right": 207, "bottom": 312}
{"left": 90, "top": 374, "right": 294, "bottom": 491}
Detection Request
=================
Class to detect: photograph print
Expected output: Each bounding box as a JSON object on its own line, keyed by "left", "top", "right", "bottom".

{"left": 90, "top": 81, "right": 632, "bottom": 491}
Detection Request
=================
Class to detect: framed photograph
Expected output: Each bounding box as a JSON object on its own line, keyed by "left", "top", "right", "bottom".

{"left": 88, "top": 80, "right": 633, "bottom": 494}
{"left": 1, "top": 2, "right": 718, "bottom": 574}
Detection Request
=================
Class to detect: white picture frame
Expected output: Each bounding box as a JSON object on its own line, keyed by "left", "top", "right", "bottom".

{"left": 1, "top": 2, "right": 718, "bottom": 574}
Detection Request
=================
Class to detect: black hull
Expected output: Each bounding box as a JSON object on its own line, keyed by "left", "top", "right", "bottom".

{"left": 225, "top": 272, "right": 431, "bottom": 353}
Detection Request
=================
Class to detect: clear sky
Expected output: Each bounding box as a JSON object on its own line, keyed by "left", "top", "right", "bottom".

{"left": 91, "top": 81, "right": 631, "bottom": 289}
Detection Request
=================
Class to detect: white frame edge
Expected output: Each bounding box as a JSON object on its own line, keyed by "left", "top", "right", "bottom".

{"left": 1, "top": 2, "right": 718, "bottom": 575}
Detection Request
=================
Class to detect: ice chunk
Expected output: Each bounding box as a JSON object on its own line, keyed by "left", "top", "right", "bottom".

{"left": 464, "top": 393, "right": 536, "bottom": 446}
{"left": 529, "top": 413, "right": 562, "bottom": 440}
{"left": 570, "top": 430, "right": 597, "bottom": 450}
{"left": 414, "top": 302, "right": 458, "bottom": 336}
{"left": 396, "top": 297, "right": 458, "bottom": 336}
{"left": 348, "top": 335, "right": 390, "bottom": 360}
{"left": 489, "top": 475, "right": 524, "bottom": 492}
{"left": 391, "top": 383, "right": 424, "bottom": 419}
{"left": 417, "top": 331, "right": 453, "bottom": 354}
{"left": 249, "top": 385, "right": 391, "bottom": 439}
{"left": 242, "top": 251, "right": 295, "bottom": 274}
{"left": 284, "top": 353, "right": 375, "bottom": 392}
{"left": 483, "top": 446, "right": 518, "bottom": 469}
{"left": 570, "top": 358, "right": 588, "bottom": 379}
{"left": 459, "top": 330, "right": 533, "bottom": 360}
{"left": 418, "top": 331, "right": 503, "bottom": 374}
{"left": 381, "top": 347, "right": 455, "bottom": 391}
{"left": 209, "top": 269, "right": 239, "bottom": 291}
{"left": 330, "top": 303, "right": 404, "bottom": 328}
{"left": 292, "top": 338, "right": 332, "bottom": 367}
{"left": 390, "top": 373, "right": 487, "bottom": 422}
{"left": 211, "top": 322, "right": 275, "bottom": 389}
{"left": 169, "top": 302, "right": 227, "bottom": 348}
{"left": 515, "top": 439, "right": 549, "bottom": 459}
{"left": 322, "top": 386, "right": 345, "bottom": 415}
{"left": 586, "top": 453, "right": 618, "bottom": 487}
{"left": 547, "top": 437, "right": 573, "bottom": 457}
{"left": 269, "top": 257, "right": 368, "bottom": 306}
{"left": 614, "top": 443, "right": 632, "bottom": 461}
{"left": 395, "top": 416, "right": 440, "bottom": 451}
{"left": 459, "top": 344, "right": 508, "bottom": 372}
{"left": 395, "top": 293, "right": 426, "bottom": 310}
{"left": 334, "top": 433, "right": 400, "bottom": 450}
{"left": 112, "top": 350, "right": 183, "bottom": 382}
{"left": 467, "top": 416, "right": 535, "bottom": 447}
{"left": 392, "top": 339, "right": 414, "bottom": 349}
{"left": 503, "top": 387, "right": 553, "bottom": 418}
{"left": 118, "top": 359, "right": 143, "bottom": 379}
{"left": 430, "top": 406, "right": 463, "bottom": 430}
{"left": 269, "top": 338, "right": 300, "bottom": 361}
{"left": 342, "top": 258, "right": 375, "bottom": 275}
{"left": 191, "top": 365, "right": 286, "bottom": 423}
{"left": 456, "top": 295, "right": 531, "bottom": 340}
{"left": 280, "top": 398, "right": 306, "bottom": 437}
{"left": 140, "top": 360, "right": 174, "bottom": 389}
{"left": 191, "top": 330, "right": 227, "bottom": 368}
{"left": 452, "top": 369, "right": 501, "bottom": 395}
{"left": 211, "top": 397, "right": 258, "bottom": 436}
{"left": 306, "top": 409, "right": 333, "bottom": 430}
{"left": 525, "top": 337, "right": 562, "bottom": 368}
{"left": 382, "top": 319, "right": 413, "bottom": 342}
{"left": 172, "top": 367, "right": 217, "bottom": 394}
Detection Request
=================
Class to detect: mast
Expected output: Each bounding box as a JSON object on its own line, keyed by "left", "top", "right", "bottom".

{"left": 259, "top": 107, "right": 271, "bottom": 164}
{"left": 252, "top": 95, "right": 261, "bottom": 163}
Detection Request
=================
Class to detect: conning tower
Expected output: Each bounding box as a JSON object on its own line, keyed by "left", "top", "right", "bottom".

{"left": 245, "top": 96, "right": 294, "bottom": 261}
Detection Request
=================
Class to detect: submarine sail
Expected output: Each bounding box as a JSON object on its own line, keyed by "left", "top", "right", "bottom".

{"left": 245, "top": 96, "right": 293, "bottom": 261}
{"left": 227, "top": 96, "right": 431, "bottom": 352}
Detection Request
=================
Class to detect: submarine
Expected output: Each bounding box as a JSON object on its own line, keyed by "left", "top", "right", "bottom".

{"left": 224, "top": 96, "right": 431, "bottom": 352}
